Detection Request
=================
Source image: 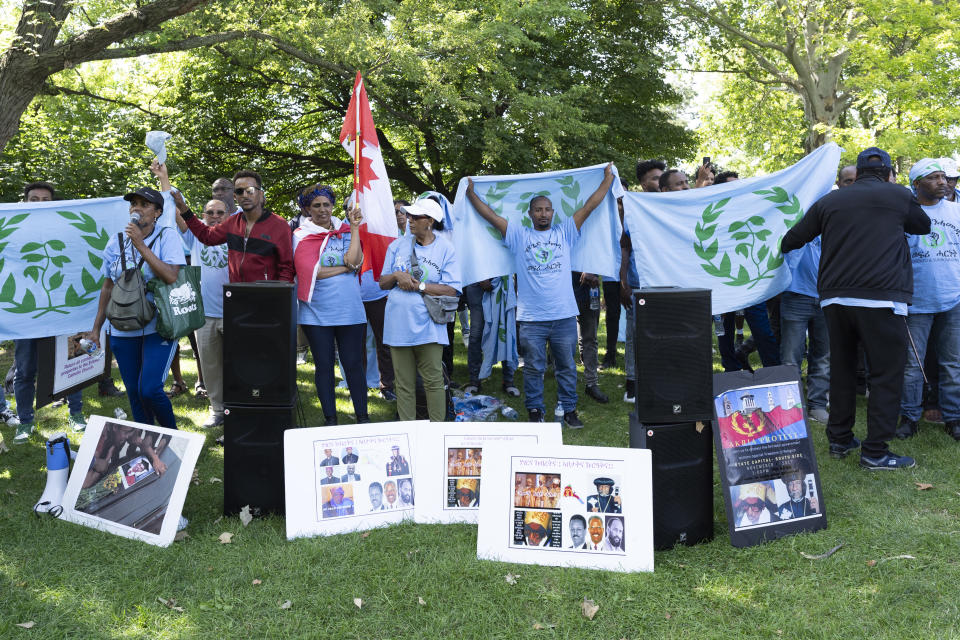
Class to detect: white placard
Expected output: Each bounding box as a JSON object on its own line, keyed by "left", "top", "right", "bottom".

{"left": 52, "top": 327, "right": 107, "bottom": 394}
{"left": 412, "top": 422, "right": 563, "bottom": 524}
{"left": 60, "top": 415, "right": 204, "bottom": 547}
{"left": 476, "top": 444, "right": 654, "bottom": 573}
{"left": 284, "top": 422, "right": 425, "bottom": 539}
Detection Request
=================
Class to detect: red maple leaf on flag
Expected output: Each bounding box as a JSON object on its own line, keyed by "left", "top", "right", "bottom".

{"left": 356, "top": 149, "right": 377, "bottom": 193}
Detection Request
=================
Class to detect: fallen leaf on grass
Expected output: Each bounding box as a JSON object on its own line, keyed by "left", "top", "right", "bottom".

{"left": 209, "top": 477, "right": 222, "bottom": 484}
{"left": 361, "top": 532, "right": 370, "bottom": 538}
{"left": 279, "top": 600, "right": 292, "bottom": 610}
{"left": 15, "top": 581, "right": 26, "bottom": 587}
{"left": 191, "top": 469, "right": 199, "bottom": 485}
{"left": 353, "top": 598, "right": 363, "bottom": 609}
{"left": 879, "top": 554, "right": 915, "bottom": 564}
{"left": 252, "top": 579, "right": 262, "bottom": 586}
{"left": 7, "top": 489, "right": 17, "bottom": 495}
{"left": 0, "top": 439, "right": 10, "bottom": 454}
{"left": 218, "top": 532, "right": 233, "bottom": 544}
{"left": 532, "top": 622, "right": 556, "bottom": 630}
{"left": 504, "top": 573, "right": 519, "bottom": 585}
{"left": 173, "top": 530, "right": 189, "bottom": 542}
{"left": 581, "top": 597, "right": 599, "bottom": 620}
{"left": 800, "top": 542, "right": 844, "bottom": 560}
{"left": 239, "top": 505, "right": 253, "bottom": 527}
{"left": 417, "top": 597, "right": 426, "bottom": 606}
{"left": 915, "top": 483, "right": 933, "bottom": 491}
{"left": 213, "top": 516, "right": 223, "bottom": 525}
{"left": 866, "top": 560, "right": 877, "bottom": 567}
{"left": 157, "top": 597, "right": 185, "bottom": 613}
{"left": 665, "top": 613, "right": 672, "bottom": 619}
{"left": 15, "top": 621, "right": 34, "bottom": 629}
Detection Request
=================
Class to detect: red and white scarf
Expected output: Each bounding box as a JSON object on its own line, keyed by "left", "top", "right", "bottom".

{"left": 293, "top": 218, "right": 352, "bottom": 303}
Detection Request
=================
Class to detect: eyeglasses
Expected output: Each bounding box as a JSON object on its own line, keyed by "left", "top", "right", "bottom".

{"left": 234, "top": 186, "right": 262, "bottom": 196}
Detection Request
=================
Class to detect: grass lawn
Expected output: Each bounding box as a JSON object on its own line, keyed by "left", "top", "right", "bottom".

{"left": 2, "top": 326, "right": 960, "bottom": 639}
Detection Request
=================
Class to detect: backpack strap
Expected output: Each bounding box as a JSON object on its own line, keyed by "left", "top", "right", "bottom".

{"left": 123, "top": 227, "right": 165, "bottom": 272}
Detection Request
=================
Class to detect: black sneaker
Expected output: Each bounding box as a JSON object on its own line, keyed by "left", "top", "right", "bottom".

{"left": 528, "top": 409, "right": 544, "bottom": 423}
{"left": 944, "top": 420, "right": 960, "bottom": 441}
{"left": 828, "top": 436, "right": 861, "bottom": 459}
{"left": 623, "top": 379, "right": 636, "bottom": 404}
{"left": 895, "top": 416, "right": 918, "bottom": 439}
{"left": 585, "top": 384, "right": 609, "bottom": 404}
{"left": 380, "top": 388, "right": 397, "bottom": 402}
{"left": 860, "top": 452, "right": 916, "bottom": 470}
{"left": 563, "top": 411, "right": 584, "bottom": 430}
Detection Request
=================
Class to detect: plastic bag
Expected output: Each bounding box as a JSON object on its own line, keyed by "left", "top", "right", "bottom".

{"left": 452, "top": 393, "right": 502, "bottom": 422}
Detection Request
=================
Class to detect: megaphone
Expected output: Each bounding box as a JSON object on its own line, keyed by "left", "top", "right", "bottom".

{"left": 34, "top": 432, "right": 72, "bottom": 517}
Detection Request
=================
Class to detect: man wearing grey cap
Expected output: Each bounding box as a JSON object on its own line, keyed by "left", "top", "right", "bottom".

{"left": 782, "top": 147, "right": 930, "bottom": 470}
{"left": 897, "top": 160, "right": 960, "bottom": 441}
{"left": 941, "top": 158, "right": 959, "bottom": 202}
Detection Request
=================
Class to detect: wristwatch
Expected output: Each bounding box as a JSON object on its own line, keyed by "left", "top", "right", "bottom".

{"left": 418, "top": 281, "right": 426, "bottom": 292}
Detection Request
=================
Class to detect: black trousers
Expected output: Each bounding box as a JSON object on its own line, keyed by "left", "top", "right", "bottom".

{"left": 601, "top": 280, "right": 621, "bottom": 359}
{"left": 823, "top": 305, "right": 907, "bottom": 457}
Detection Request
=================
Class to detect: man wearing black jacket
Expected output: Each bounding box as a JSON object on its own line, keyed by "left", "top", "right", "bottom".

{"left": 781, "top": 147, "right": 931, "bottom": 470}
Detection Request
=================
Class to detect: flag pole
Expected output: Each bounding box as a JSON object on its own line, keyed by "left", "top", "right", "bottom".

{"left": 354, "top": 75, "right": 361, "bottom": 199}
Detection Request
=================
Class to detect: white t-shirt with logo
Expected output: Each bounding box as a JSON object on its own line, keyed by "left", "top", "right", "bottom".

{"left": 180, "top": 230, "right": 229, "bottom": 318}
{"left": 504, "top": 217, "right": 580, "bottom": 322}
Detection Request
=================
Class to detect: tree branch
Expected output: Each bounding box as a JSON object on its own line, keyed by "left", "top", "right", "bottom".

{"left": 41, "top": 82, "right": 162, "bottom": 117}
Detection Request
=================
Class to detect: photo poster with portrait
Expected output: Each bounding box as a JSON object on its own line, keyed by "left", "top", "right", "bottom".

{"left": 713, "top": 365, "right": 828, "bottom": 548}
{"left": 59, "top": 415, "right": 204, "bottom": 547}
{"left": 284, "top": 422, "right": 426, "bottom": 540}
{"left": 411, "top": 423, "right": 563, "bottom": 525}
{"left": 35, "top": 327, "right": 111, "bottom": 409}
{"left": 476, "top": 444, "right": 653, "bottom": 573}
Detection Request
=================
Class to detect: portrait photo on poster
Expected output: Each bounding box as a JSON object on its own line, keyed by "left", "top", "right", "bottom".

{"left": 476, "top": 443, "right": 653, "bottom": 573}
{"left": 285, "top": 423, "right": 426, "bottom": 540}
{"left": 59, "top": 416, "right": 204, "bottom": 547}
{"left": 412, "top": 423, "right": 562, "bottom": 525}
{"left": 35, "top": 327, "right": 110, "bottom": 409}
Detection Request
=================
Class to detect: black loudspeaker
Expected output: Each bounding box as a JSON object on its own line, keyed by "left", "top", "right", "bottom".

{"left": 223, "top": 282, "right": 297, "bottom": 405}
{"left": 633, "top": 287, "right": 713, "bottom": 422}
{"left": 223, "top": 402, "right": 297, "bottom": 515}
{"left": 630, "top": 413, "right": 714, "bottom": 549}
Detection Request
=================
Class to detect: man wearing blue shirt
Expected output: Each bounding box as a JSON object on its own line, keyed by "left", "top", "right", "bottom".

{"left": 466, "top": 164, "right": 615, "bottom": 428}
{"left": 897, "top": 159, "right": 960, "bottom": 441}
{"left": 782, "top": 147, "right": 930, "bottom": 470}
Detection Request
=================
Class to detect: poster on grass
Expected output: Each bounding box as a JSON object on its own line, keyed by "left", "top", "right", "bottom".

{"left": 713, "top": 365, "right": 827, "bottom": 548}
{"left": 35, "top": 327, "right": 111, "bottom": 409}
{"left": 59, "top": 415, "right": 204, "bottom": 547}
{"left": 284, "top": 422, "right": 426, "bottom": 539}
{"left": 411, "top": 422, "right": 563, "bottom": 525}
{"left": 476, "top": 444, "right": 653, "bottom": 573}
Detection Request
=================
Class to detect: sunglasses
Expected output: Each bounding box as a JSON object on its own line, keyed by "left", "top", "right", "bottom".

{"left": 405, "top": 213, "right": 429, "bottom": 220}
{"left": 234, "top": 186, "right": 262, "bottom": 196}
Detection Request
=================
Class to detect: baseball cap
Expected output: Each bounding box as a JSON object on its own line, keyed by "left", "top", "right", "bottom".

{"left": 940, "top": 158, "right": 959, "bottom": 179}
{"left": 400, "top": 199, "right": 443, "bottom": 222}
{"left": 123, "top": 187, "right": 164, "bottom": 208}
{"left": 856, "top": 147, "right": 892, "bottom": 169}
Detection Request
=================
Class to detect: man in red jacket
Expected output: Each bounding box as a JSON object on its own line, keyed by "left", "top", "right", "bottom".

{"left": 178, "top": 170, "right": 293, "bottom": 282}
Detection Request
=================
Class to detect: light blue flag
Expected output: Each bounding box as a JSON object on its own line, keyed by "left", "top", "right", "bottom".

{"left": 623, "top": 143, "right": 841, "bottom": 315}
{"left": 480, "top": 274, "right": 518, "bottom": 379}
{"left": 451, "top": 163, "right": 624, "bottom": 285}
{"left": 0, "top": 194, "right": 176, "bottom": 340}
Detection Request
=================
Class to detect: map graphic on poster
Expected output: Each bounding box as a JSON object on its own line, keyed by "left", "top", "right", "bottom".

{"left": 712, "top": 367, "right": 827, "bottom": 547}
{"left": 413, "top": 423, "right": 562, "bottom": 525}
{"left": 477, "top": 444, "right": 653, "bottom": 573}
{"left": 286, "top": 423, "right": 424, "bottom": 539}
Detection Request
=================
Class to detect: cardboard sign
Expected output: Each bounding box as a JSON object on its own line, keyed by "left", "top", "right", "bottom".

{"left": 284, "top": 422, "right": 425, "bottom": 539}
{"left": 35, "top": 328, "right": 111, "bottom": 409}
{"left": 476, "top": 444, "right": 653, "bottom": 573}
{"left": 59, "top": 415, "right": 203, "bottom": 547}
{"left": 411, "top": 422, "right": 563, "bottom": 524}
{"left": 713, "top": 365, "right": 827, "bottom": 547}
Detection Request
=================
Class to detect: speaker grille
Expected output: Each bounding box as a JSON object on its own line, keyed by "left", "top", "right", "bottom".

{"left": 634, "top": 288, "right": 713, "bottom": 422}
{"left": 223, "top": 403, "right": 296, "bottom": 515}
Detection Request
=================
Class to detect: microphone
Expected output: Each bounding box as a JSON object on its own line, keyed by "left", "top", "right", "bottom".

{"left": 130, "top": 212, "right": 141, "bottom": 223}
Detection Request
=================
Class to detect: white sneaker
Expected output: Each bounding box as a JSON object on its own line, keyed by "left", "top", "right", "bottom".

{"left": 808, "top": 408, "right": 829, "bottom": 423}
{"left": 623, "top": 391, "right": 635, "bottom": 404}
{"left": 1, "top": 408, "right": 20, "bottom": 426}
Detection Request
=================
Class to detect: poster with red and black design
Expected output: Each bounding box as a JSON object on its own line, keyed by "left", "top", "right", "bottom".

{"left": 713, "top": 365, "right": 827, "bottom": 548}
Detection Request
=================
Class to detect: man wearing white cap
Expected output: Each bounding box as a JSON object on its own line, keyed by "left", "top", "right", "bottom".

{"left": 940, "top": 158, "right": 959, "bottom": 202}
{"left": 897, "top": 159, "right": 960, "bottom": 441}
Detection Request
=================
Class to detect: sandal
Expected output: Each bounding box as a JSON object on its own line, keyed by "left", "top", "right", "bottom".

{"left": 166, "top": 381, "right": 188, "bottom": 397}
{"left": 194, "top": 382, "right": 208, "bottom": 399}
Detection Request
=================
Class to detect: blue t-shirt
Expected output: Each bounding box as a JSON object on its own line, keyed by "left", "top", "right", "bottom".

{"left": 180, "top": 229, "right": 229, "bottom": 318}
{"left": 101, "top": 225, "right": 186, "bottom": 336}
{"left": 504, "top": 217, "right": 580, "bottom": 321}
{"left": 785, "top": 236, "right": 820, "bottom": 298}
{"left": 907, "top": 199, "right": 960, "bottom": 314}
{"left": 358, "top": 269, "right": 387, "bottom": 302}
{"left": 381, "top": 234, "right": 462, "bottom": 347}
{"left": 294, "top": 224, "right": 367, "bottom": 326}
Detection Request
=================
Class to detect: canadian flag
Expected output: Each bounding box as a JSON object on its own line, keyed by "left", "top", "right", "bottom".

{"left": 339, "top": 71, "right": 398, "bottom": 280}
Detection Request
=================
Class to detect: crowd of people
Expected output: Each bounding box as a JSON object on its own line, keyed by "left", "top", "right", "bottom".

{"left": 4, "top": 147, "right": 959, "bottom": 473}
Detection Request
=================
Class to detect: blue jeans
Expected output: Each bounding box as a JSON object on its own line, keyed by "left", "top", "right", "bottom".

{"left": 717, "top": 302, "right": 780, "bottom": 371}
{"left": 779, "top": 292, "right": 830, "bottom": 410}
{"left": 518, "top": 317, "right": 578, "bottom": 412}
{"left": 901, "top": 303, "right": 960, "bottom": 422}
{"left": 14, "top": 339, "right": 83, "bottom": 423}
{"left": 109, "top": 332, "right": 178, "bottom": 428}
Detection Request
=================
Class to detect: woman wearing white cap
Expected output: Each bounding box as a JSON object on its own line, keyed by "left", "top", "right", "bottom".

{"left": 379, "top": 199, "right": 462, "bottom": 421}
